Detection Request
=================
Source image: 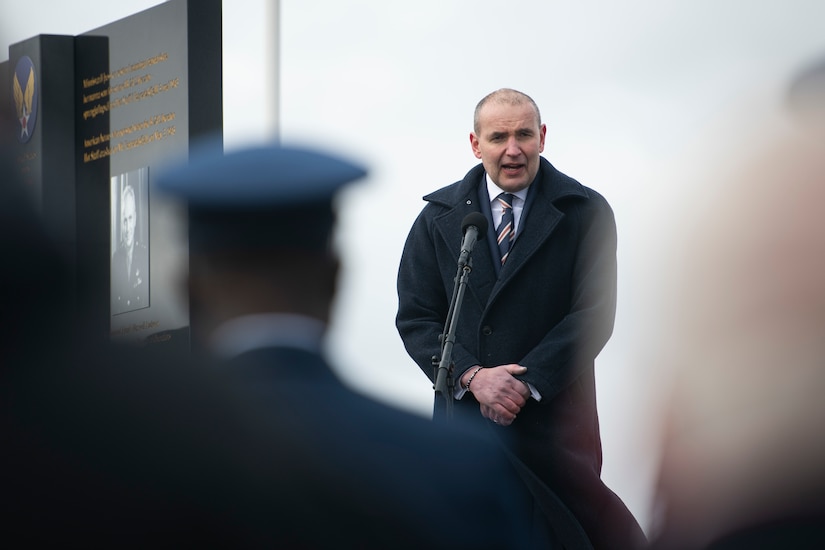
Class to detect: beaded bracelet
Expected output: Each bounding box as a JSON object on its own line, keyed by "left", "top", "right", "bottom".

{"left": 464, "top": 366, "right": 484, "bottom": 391}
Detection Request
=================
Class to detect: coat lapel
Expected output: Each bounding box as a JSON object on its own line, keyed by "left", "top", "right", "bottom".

{"left": 430, "top": 176, "right": 497, "bottom": 312}
{"left": 487, "top": 164, "right": 567, "bottom": 307}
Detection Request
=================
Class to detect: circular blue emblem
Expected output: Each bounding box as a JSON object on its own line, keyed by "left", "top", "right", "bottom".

{"left": 13, "top": 55, "right": 38, "bottom": 144}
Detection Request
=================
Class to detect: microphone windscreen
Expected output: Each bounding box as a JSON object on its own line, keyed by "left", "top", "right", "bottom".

{"left": 461, "top": 212, "right": 488, "bottom": 235}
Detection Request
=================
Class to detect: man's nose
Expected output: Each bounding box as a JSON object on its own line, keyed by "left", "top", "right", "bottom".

{"left": 505, "top": 137, "right": 521, "bottom": 155}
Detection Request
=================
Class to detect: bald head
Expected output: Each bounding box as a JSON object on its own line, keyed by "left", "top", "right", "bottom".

{"left": 473, "top": 88, "right": 542, "bottom": 134}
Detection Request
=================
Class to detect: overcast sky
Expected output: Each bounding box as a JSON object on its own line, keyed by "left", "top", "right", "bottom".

{"left": 5, "top": 0, "right": 825, "bottom": 533}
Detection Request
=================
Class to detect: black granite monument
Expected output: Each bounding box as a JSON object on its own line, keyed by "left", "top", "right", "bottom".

{"left": 4, "top": 0, "right": 222, "bottom": 352}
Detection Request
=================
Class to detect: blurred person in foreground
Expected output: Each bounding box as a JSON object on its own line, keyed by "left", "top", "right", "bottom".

{"left": 647, "top": 60, "right": 825, "bottom": 549}
{"left": 155, "top": 141, "right": 566, "bottom": 548}
{"left": 396, "top": 88, "right": 645, "bottom": 548}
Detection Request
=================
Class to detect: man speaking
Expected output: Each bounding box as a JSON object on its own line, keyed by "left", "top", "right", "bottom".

{"left": 396, "top": 88, "right": 645, "bottom": 549}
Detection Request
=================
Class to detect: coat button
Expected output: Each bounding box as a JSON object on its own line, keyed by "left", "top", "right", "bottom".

{"left": 482, "top": 326, "right": 492, "bottom": 335}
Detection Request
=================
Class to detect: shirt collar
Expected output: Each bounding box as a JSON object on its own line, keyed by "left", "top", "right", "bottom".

{"left": 485, "top": 173, "right": 529, "bottom": 204}
{"left": 210, "top": 313, "right": 327, "bottom": 359}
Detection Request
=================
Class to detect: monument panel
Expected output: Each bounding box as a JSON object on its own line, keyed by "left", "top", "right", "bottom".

{"left": 7, "top": 35, "right": 78, "bottom": 300}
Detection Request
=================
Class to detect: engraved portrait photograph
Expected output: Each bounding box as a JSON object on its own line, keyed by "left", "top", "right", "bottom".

{"left": 111, "top": 167, "right": 150, "bottom": 315}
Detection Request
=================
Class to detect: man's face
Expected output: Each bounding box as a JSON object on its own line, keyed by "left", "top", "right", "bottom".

{"left": 121, "top": 192, "right": 136, "bottom": 248}
{"left": 470, "top": 101, "right": 546, "bottom": 192}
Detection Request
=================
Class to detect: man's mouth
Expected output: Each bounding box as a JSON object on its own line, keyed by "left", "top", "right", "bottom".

{"left": 502, "top": 164, "right": 524, "bottom": 173}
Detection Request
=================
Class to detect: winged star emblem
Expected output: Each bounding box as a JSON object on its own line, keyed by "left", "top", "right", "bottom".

{"left": 13, "top": 66, "right": 35, "bottom": 140}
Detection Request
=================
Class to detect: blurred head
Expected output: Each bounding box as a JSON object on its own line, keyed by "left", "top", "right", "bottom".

{"left": 186, "top": 231, "right": 341, "bottom": 338}
{"left": 155, "top": 141, "right": 367, "bottom": 340}
{"left": 470, "top": 88, "right": 546, "bottom": 192}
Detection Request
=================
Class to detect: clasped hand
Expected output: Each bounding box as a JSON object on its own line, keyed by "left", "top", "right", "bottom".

{"left": 466, "top": 364, "right": 530, "bottom": 426}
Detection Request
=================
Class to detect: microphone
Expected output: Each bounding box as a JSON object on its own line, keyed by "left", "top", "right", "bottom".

{"left": 458, "top": 212, "right": 488, "bottom": 267}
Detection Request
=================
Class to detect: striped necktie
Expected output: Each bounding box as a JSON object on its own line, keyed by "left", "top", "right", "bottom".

{"left": 495, "top": 193, "right": 515, "bottom": 265}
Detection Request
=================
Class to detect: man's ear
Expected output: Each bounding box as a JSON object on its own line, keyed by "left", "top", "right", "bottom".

{"left": 470, "top": 132, "right": 482, "bottom": 159}
{"left": 539, "top": 123, "right": 547, "bottom": 153}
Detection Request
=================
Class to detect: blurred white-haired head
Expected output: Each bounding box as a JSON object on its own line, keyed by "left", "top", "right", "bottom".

{"left": 649, "top": 54, "right": 825, "bottom": 549}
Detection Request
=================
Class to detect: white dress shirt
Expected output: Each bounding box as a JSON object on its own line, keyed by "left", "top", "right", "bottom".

{"left": 486, "top": 174, "right": 529, "bottom": 240}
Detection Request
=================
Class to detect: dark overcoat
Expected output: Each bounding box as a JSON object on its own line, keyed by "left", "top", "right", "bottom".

{"left": 397, "top": 157, "right": 645, "bottom": 549}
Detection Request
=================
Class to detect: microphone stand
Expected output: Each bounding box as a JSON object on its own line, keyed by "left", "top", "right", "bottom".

{"left": 433, "top": 255, "right": 475, "bottom": 420}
